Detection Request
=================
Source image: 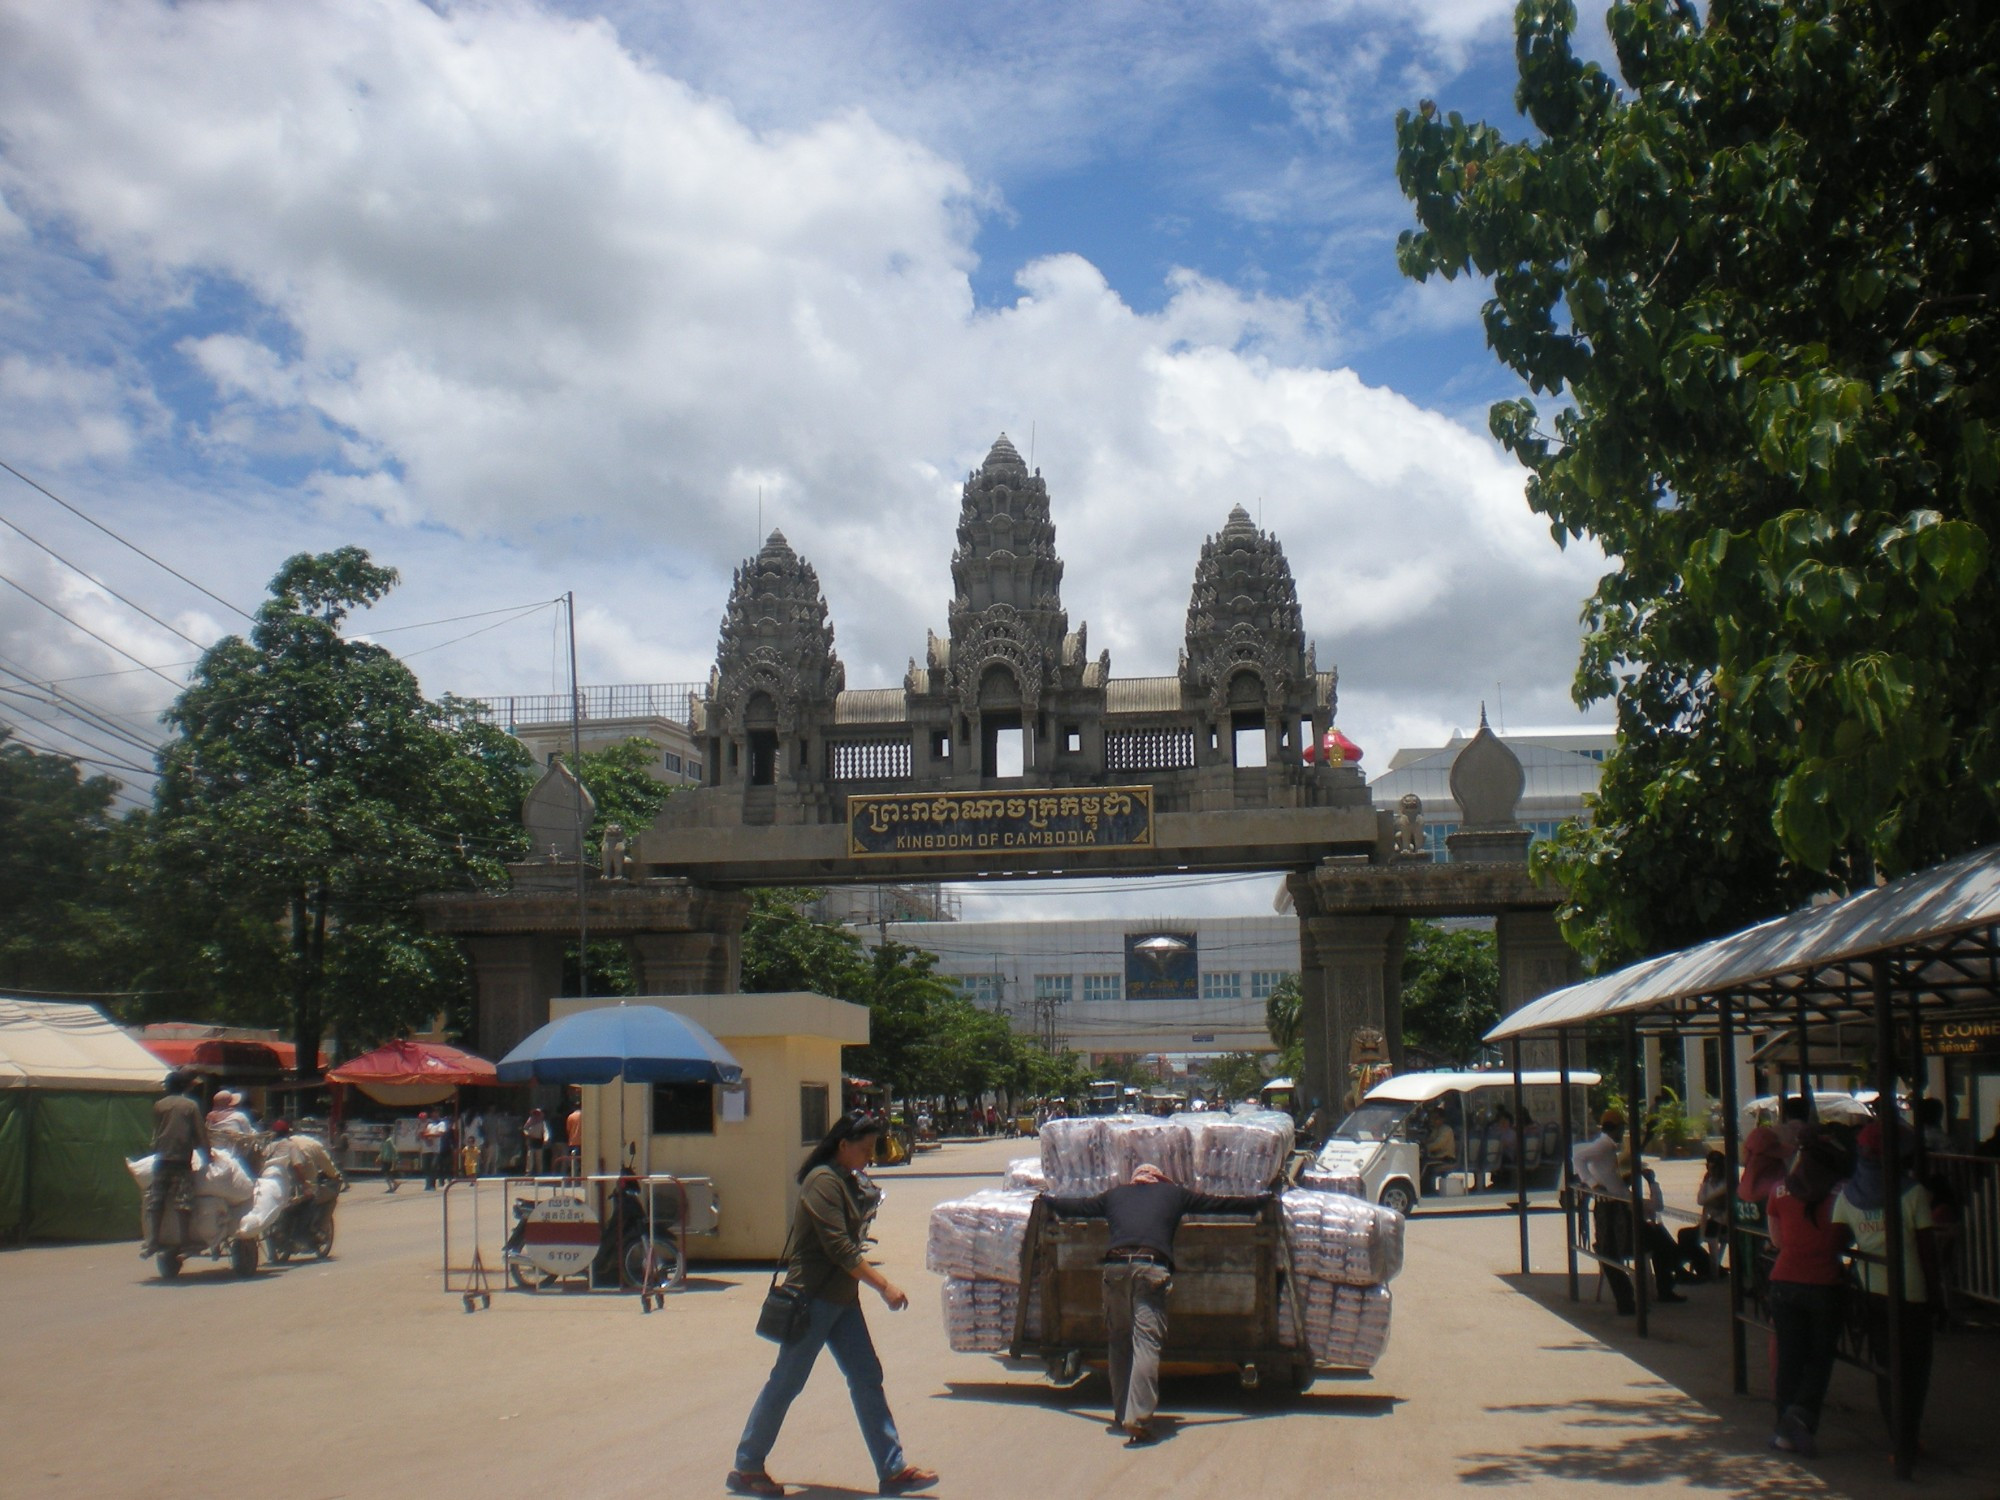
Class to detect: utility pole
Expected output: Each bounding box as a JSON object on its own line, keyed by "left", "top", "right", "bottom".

{"left": 567, "top": 590, "right": 588, "bottom": 1002}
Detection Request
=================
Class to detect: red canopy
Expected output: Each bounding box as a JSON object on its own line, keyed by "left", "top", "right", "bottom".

{"left": 142, "top": 1037, "right": 328, "bottom": 1073}
{"left": 327, "top": 1040, "right": 499, "bottom": 1088}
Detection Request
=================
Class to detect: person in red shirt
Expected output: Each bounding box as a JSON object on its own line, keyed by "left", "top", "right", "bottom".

{"left": 1764, "top": 1131, "right": 1849, "bottom": 1456}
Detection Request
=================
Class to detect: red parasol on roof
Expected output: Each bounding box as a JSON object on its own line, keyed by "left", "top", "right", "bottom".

{"left": 327, "top": 1039, "right": 501, "bottom": 1106}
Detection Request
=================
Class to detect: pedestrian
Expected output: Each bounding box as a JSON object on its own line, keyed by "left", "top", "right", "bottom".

{"left": 419, "top": 1111, "right": 445, "bottom": 1190}
{"left": 139, "top": 1070, "right": 208, "bottom": 1257}
{"left": 377, "top": 1128, "right": 400, "bottom": 1191}
{"left": 1833, "top": 1120, "right": 1943, "bottom": 1460}
{"left": 523, "top": 1107, "right": 550, "bottom": 1176}
{"left": 727, "top": 1112, "right": 938, "bottom": 1498}
{"left": 566, "top": 1097, "right": 584, "bottom": 1178}
{"left": 1044, "top": 1163, "right": 1271, "bottom": 1445}
{"left": 1765, "top": 1131, "right": 1848, "bottom": 1456}
{"left": 1572, "top": 1109, "right": 1640, "bottom": 1314}
{"left": 464, "top": 1111, "right": 486, "bottom": 1178}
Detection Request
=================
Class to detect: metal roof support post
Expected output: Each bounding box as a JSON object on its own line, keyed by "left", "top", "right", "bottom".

{"left": 1626, "top": 1016, "right": 1648, "bottom": 1338}
{"left": 1719, "top": 991, "right": 1747, "bottom": 1395}
{"left": 1874, "top": 958, "right": 1911, "bottom": 1480}
{"left": 1795, "top": 991, "right": 1813, "bottom": 1120}
{"left": 1906, "top": 985, "right": 1928, "bottom": 1178}
{"left": 1559, "top": 1027, "right": 1578, "bottom": 1301}
{"left": 1513, "top": 1038, "right": 1529, "bottom": 1276}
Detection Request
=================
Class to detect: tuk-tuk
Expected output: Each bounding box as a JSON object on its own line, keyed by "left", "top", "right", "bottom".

{"left": 1312, "top": 1069, "right": 1600, "bottom": 1215}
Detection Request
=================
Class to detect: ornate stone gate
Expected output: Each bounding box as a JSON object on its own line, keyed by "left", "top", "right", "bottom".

{"left": 426, "top": 437, "right": 1574, "bottom": 1106}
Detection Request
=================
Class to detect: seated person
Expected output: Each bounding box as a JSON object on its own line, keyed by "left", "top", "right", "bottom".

{"left": 1420, "top": 1105, "right": 1458, "bottom": 1187}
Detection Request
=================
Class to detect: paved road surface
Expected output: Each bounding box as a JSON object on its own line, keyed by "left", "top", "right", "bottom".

{"left": 0, "top": 1137, "right": 1956, "bottom": 1498}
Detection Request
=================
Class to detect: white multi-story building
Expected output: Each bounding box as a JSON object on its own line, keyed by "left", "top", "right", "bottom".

{"left": 876, "top": 915, "right": 1297, "bottom": 1056}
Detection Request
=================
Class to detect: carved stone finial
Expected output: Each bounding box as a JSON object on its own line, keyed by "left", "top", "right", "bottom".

{"left": 1449, "top": 717, "right": 1524, "bottom": 828}
{"left": 522, "top": 759, "right": 597, "bottom": 864}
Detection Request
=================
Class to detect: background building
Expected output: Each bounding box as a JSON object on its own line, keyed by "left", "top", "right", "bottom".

{"left": 477, "top": 682, "right": 707, "bottom": 785}
{"left": 877, "top": 914, "right": 1296, "bottom": 1056}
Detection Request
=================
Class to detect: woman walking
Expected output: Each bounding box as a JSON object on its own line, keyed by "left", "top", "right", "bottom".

{"left": 1764, "top": 1131, "right": 1847, "bottom": 1455}
{"left": 727, "top": 1113, "right": 939, "bottom": 1498}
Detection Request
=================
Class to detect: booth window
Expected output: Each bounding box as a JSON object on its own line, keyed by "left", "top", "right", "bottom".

{"left": 652, "top": 1082, "right": 715, "bottom": 1135}
{"left": 800, "top": 1082, "right": 830, "bottom": 1145}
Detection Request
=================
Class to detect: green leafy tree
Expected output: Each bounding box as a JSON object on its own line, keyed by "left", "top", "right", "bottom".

{"left": 1397, "top": 0, "right": 2000, "bottom": 964}
{"left": 1399, "top": 921, "right": 1501, "bottom": 1067}
{"left": 1201, "top": 1051, "right": 1276, "bottom": 1102}
{"left": 739, "top": 888, "right": 868, "bottom": 996}
{"left": 0, "top": 734, "right": 145, "bottom": 996}
{"left": 153, "top": 549, "right": 534, "bottom": 1071}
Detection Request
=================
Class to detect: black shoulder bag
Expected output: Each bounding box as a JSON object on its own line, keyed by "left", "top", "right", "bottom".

{"left": 756, "top": 1219, "right": 813, "bottom": 1343}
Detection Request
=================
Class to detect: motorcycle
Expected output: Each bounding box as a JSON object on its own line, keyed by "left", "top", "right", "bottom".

{"left": 504, "top": 1168, "right": 683, "bottom": 1292}
{"left": 265, "top": 1178, "right": 341, "bottom": 1263}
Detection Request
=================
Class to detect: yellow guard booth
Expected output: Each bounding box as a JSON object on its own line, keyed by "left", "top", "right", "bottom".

{"left": 554, "top": 991, "right": 868, "bottom": 1259}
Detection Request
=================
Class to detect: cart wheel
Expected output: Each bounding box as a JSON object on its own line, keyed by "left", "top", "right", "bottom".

{"left": 230, "top": 1238, "right": 260, "bottom": 1278}
{"left": 1238, "top": 1362, "right": 1262, "bottom": 1391}
{"left": 313, "top": 1218, "right": 335, "bottom": 1260}
{"left": 156, "top": 1251, "right": 183, "bottom": 1280}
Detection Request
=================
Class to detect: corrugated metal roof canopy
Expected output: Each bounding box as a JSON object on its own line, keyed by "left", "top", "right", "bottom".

{"left": 1487, "top": 842, "right": 2000, "bottom": 1041}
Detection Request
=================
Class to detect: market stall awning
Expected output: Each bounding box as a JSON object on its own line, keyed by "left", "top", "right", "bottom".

{"left": 1487, "top": 842, "right": 2000, "bottom": 1042}
{"left": 141, "top": 1037, "right": 325, "bottom": 1075}
{"left": 327, "top": 1040, "right": 501, "bottom": 1106}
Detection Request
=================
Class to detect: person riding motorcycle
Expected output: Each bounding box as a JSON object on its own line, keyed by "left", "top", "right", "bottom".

{"left": 267, "top": 1120, "right": 344, "bottom": 1253}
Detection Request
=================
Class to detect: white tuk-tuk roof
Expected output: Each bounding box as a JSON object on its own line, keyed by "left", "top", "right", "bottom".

{"left": 1362, "top": 1069, "right": 1602, "bottom": 1105}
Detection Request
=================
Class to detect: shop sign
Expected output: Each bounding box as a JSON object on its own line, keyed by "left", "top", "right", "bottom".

{"left": 1921, "top": 1016, "right": 2000, "bottom": 1058}
{"left": 847, "top": 786, "right": 1153, "bottom": 858}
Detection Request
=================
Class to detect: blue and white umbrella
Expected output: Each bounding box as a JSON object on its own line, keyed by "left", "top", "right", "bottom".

{"left": 497, "top": 1004, "right": 743, "bottom": 1086}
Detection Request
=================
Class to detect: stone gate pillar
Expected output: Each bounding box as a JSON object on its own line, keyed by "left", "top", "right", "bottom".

{"left": 1295, "top": 906, "right": 1399, "bottom": 1116}
{"left": 1494, "top": 908, "right": 1579, "bottom": 1072}
{"left": 461, "top": 934, "right": 566, "bottom": 1061}
{"left": 625, "top": 929, "right": 743, "bottom": 994}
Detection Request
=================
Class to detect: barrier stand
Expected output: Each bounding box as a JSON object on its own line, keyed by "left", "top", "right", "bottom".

{"left": 480, "top": 1171, "right": 710, "bottom": 1313}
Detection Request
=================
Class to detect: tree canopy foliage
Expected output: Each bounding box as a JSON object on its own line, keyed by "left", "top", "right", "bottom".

{"left": 738, "top": 888, "right": 1096, "bottom": 1105}
{"left": 152, "top": 548, "right": 533, "bottom": 1071}
{"left": 1397, "top": 0, "right": 2000, "bottom": 964}
{"left": 0, "top": 732, "right": 144, "bottom": 995}
{"left": 1399, "top": 921, "right": 1501, "bottom": 1067}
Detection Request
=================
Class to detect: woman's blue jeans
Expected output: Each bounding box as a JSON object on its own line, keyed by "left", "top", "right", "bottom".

{"left": 736, "top": 1296, "right": 905, "bottom": 1481}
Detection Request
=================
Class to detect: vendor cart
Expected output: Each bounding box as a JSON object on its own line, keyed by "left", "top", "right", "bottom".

{"left": 1008, "top": 1197, "right": 1319, "bottom": 1393}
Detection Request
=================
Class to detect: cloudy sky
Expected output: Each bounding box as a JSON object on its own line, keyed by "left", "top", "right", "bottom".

{"left": 0, "top": 0, "right": 1615, "bottom": 913}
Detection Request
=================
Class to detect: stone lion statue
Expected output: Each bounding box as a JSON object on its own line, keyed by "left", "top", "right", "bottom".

{"left": 1391, "top": 793, "right": 1425, "bottom": 856}
{"left": 599, "top": 822, "right": 632, "bottom": 881}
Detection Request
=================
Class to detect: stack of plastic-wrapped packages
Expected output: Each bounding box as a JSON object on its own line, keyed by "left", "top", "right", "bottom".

{"left": 1276, "top": 1187, "right": 1403, "bottom": 1369}
{"left": 1002, "top": 1157, "right": 1048, "bottom": 1193}
{"left": 1104, "top": 1117, "right": 1195, "bottom": 1189}
{"left": 1177, "top": 1110, "right": 1296, "bottom": 1196}
{"left": 926, "top": 1189, "right": 1039, "bottom": 1351}
{"left": 1037, "top": 1117, "right": 1116, "bottom": 1195}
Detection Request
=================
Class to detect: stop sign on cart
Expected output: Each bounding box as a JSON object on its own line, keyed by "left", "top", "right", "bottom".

{"left": 518, "top": 1197, "right": 598, "bottom": 1277}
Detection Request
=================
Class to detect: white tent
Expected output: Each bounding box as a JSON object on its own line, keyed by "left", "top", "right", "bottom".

{"left": 0, "top": 997, "right": 165, "bottom": 1091}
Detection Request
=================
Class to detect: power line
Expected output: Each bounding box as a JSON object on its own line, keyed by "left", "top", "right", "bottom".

{"left": 0, "top": 569, "right": 187, "bottom": 689}
{"left": 0, "top": 457, "right": 255, "bottom": 621}
{"left": 0, "top": 509, "right": 210, "bottom": 648}
{"left": 0, "top": 655, "right": 167, "bottom": 756}
{"left": 401, "top": 600, "right": 562, "bottom": 660}
{"left": 0, "top": 689, "right": 162, "bottom": 770}
{"left": 361, "top": 599, "right": 565, "bottom": 637}
{"left": 0, "top": 720, "right": 154, "bottom": 777}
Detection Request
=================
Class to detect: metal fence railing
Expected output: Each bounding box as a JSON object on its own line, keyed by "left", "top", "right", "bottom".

{"left": 1932, "top": 1151, "right": 1999, "bottom": 1308}
{"left": 469, "top": 683, "right": 703, "bottom": 730}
